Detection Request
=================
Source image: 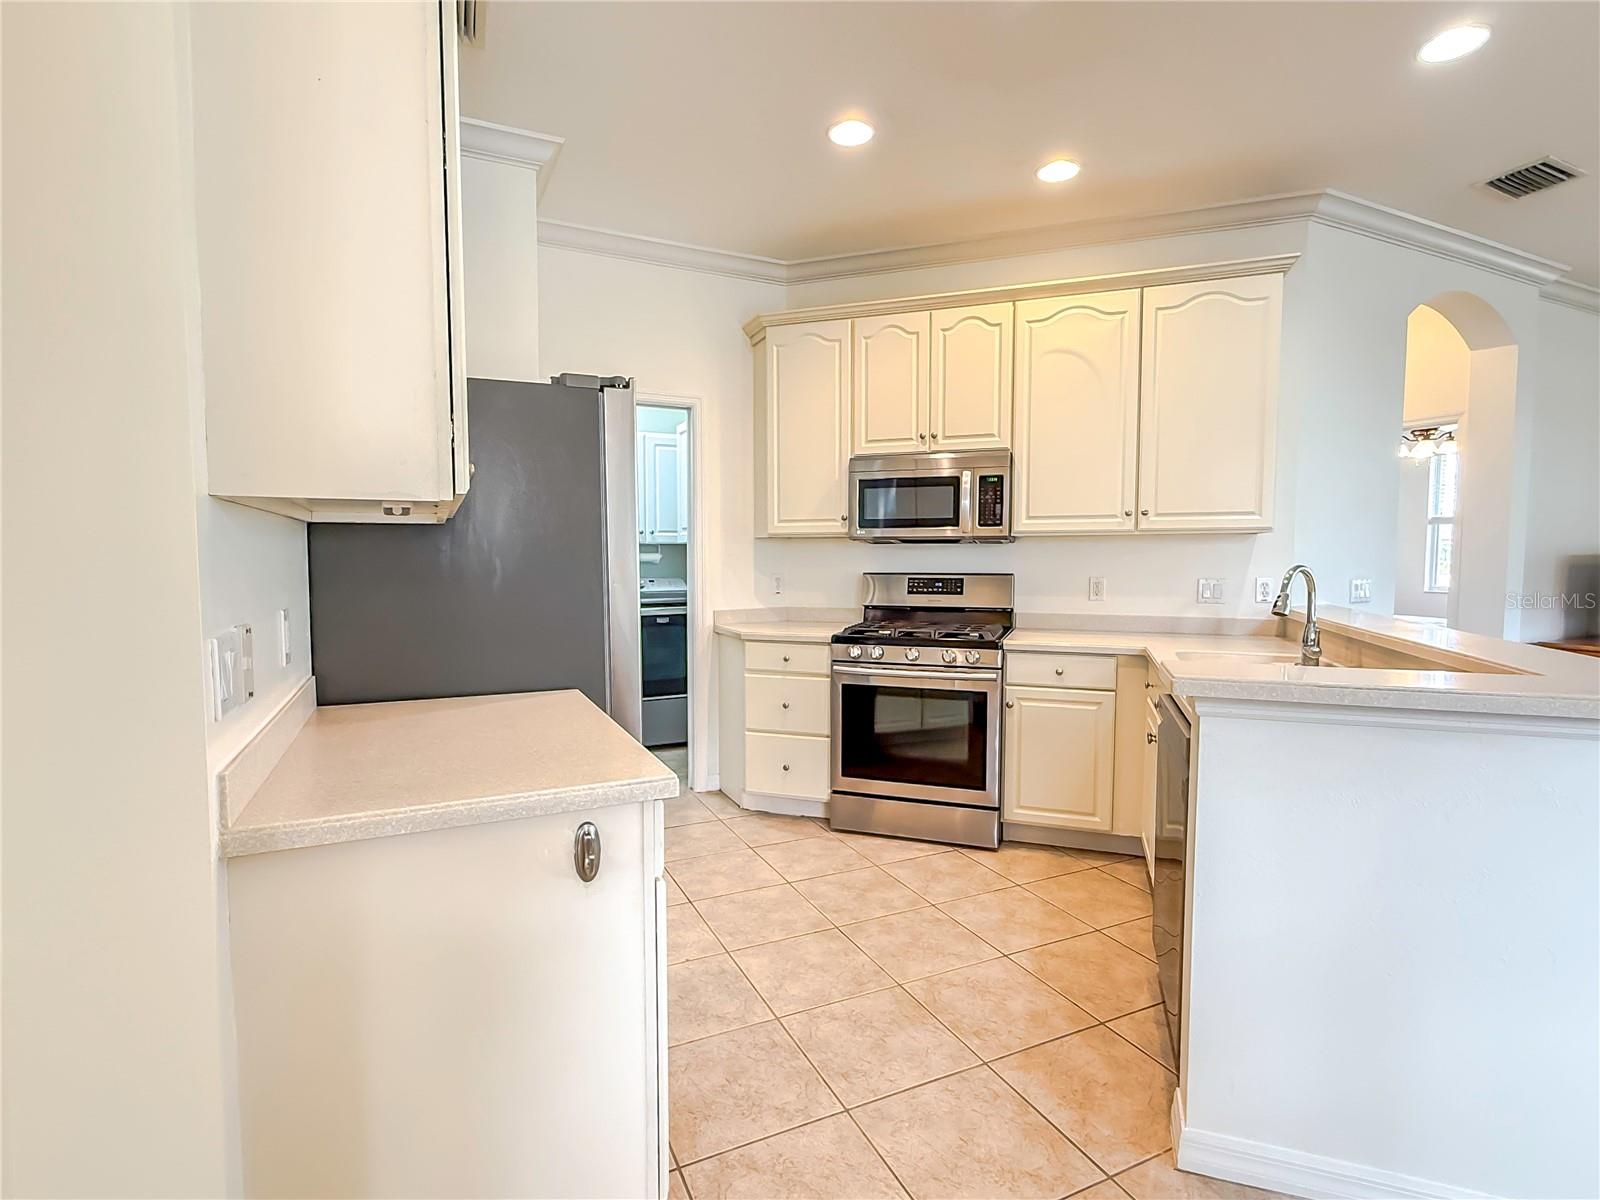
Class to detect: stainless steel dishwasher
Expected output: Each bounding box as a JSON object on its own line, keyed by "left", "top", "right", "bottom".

{"left": 1152, "top": 694, "right": 1191, "bottom": 1068}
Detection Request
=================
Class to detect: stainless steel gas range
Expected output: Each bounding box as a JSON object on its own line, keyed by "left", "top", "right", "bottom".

{"left": 828, "top": 573, "right": 1014, "bottom": 849}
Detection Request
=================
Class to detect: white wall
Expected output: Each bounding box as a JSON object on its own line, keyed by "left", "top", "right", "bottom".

{"left": 1519, "top": 299, "right": 1600, "bottom": 642}
{"left": 1184, "top": 703, "right": 1599, "bottom": 1197}
{"left": 462, "top": 153, "right": 542, "bottom": 381}
{"left": 1401, "top": 304, "right": 1469, "bottom": 426}
{"left": 537, "top": 246, "right": 786, "bottom": 785}
{"left": 2, "top": 4, "right": 238, "bottom": 1193}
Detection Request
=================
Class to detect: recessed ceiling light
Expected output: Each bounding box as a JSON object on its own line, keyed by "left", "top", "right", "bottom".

{"left": 1036, "top": 159, "right": 1081, "bottom": 184}
{"left": 1417, "top": 23, "right": 1490, "bottom": 63}
{"left": 828, "top": 119, "right": 875, "bottom": 148}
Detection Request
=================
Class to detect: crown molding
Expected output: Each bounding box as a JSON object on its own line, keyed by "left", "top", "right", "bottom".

{"left": 535, "top": 187, "right": 1581, "bottom": 297}
{"left": 1540, "top": 277, "right": 1600, "bottom": 314}
{"left": 460, "top": 118, "right": 564, "bottom": 196}
{"left": 741, "top": 254, "right": 1301, "bottom": 341}
{"left": 537, "top": 219, "right": 788, "bottom": 284}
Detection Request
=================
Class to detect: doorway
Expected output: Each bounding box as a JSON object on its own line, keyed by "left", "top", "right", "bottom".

{"left": 637, "top": 400, "right": 693, "bottom": 792}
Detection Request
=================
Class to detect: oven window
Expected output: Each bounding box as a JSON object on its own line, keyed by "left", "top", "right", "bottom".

{"left": 839, "top": 682, "right": 987, "bottom": 792}
{"left": 641, "top": 611, "right": 687, "bottom": 697}
{"left": 858, "top": 476, "right": 961, "bottom": 529}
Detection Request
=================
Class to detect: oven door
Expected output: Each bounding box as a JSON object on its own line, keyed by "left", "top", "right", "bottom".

{"left": 831, "top": 664, "right": 1000, "bottom": 808}
{"left": 850, "top": 470, "right": 971, "bottom": 541}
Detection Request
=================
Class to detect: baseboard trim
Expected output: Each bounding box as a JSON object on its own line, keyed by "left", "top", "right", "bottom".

{"left": 1175, "top": 1122, "right": 1495, "bottom": 1200}
{"left": 737, "top": 792, "right": 827, "bottom": 818}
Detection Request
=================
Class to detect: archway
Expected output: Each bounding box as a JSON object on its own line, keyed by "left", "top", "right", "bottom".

{"left": 1395, "top": 292, "right": 1521, "bottom": 636}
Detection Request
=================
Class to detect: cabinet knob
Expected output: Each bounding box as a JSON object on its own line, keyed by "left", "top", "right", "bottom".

{"left": 1054, "top": 667, "right": 1064, "bottom": 676}
{"left": 1005, "top": 700, "right": 1015, "bottom": 709}
{"left": 1140, "top": 509, "right": 1150, "bottom": 516}
{"left": 782, "top": 763, "right": 790, "bottom": 772}
{"left": 919, "top": 433, "right": 927, "bottom": 441}
{"left": 573, "top": 821, "right": 602, "bottom": 882}
{"left": 1147, "top": 732, "right": 1158, "bottom": 745}
{"left": 1124, "top": 510, "right": 1133, "bottom": 518}
{"left": 782, "top": 655, "right": 790, "bottom": 663}
{"left": 841, "top": 514, "right": 849, "bottom": 523}
{"left": 782, "top": 701, "right": 790, "bottom": 709}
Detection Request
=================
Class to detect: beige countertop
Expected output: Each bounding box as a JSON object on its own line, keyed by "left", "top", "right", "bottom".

{"left": 221, "top": 690, "right": 679, "bottom": 858}
{"left": 717, "top": 609, "right": 1600, "bottom": 720}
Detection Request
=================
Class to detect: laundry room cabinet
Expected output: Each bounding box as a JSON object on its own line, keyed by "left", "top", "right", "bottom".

{"left": 190, "top": 0, "right": 469, "bottom": 523}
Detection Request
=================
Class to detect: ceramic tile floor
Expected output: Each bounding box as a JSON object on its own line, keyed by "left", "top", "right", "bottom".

{"left": 663, "top": 790, "right": 1289, "bottom": 1200}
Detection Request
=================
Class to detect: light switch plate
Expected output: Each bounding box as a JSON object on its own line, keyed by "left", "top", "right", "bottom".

{"left": 1350, "top": 578, "right": 1373, "bottom": 604}
{"left": 277, "top": 608, "right": 292, "bottom": 667}
{"left": 772, "top": 575, "right": 784, "bottom": 597}
{"left": 207, "top": 624, "right": 255, "bottom": 722}
{"left": 1255, "top": 577, "right": 1276, "bottom": 604}
{"left": 1197, "top": 578, "right": 1225, "bottom": 604}
{"left": 1088, "top": 577, "right": 1106, "bottom": 602}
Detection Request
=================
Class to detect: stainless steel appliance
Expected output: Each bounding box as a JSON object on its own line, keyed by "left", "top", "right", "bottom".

{"left": 307, "top": 375, "right": 642, "bottom": 738}
{"left": 1152, "top": 693, "right": 1191, "bottom": 1067}
{"left": 641, "top": 576, "right": 687, "bottom": 747}
{"left": 829, "top": 573, "right": 1014, "bottom": 848}
{"left": 848, "top": 451, "right": 1013, "bottom": 543}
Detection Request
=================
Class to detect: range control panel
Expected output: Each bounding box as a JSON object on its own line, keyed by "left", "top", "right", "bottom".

{"left": 906, "top": 576, "right": 965, "bottom": 596}
{"left": 976, "top": 474, "right": 1006, "bottom": 527}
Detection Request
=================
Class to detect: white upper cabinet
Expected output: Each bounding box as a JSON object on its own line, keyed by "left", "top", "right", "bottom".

{"left": 758, "top": 320, "right": 851, "bottom": 535}
{"left": 1137, "top": 273, "right": 1282, "bottom": 531}
{"left": 852, "top": 312, "right": 930, "bottom": 456}
{"left": 190, "top": 1, "right": 468, "bottom": 523}
{"left": 930, "top": 303, "right": 1013, "bottom": 450}
{"left": 1013, "top": 290, "right": 1141, "bottom": 534}
{"left": 638, "top": 429, "right": 685, "bottom": 542}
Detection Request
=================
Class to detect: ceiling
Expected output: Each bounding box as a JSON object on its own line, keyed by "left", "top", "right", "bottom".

{"left": 461, "top": 2, "right": 1600, "bottom": 285}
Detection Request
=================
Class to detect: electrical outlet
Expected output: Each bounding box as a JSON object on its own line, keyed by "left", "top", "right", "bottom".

{"left": 772, "top": 575, "right": 783, "bottom": 597}
{"left": 277, "top": 608, "right": 292, "bottom": 667}
{"left": 1350, "top": 578, "right": 1373, "bottom": 604}
{"left": 1088, "top": 577, "right": 1106, "bottom": 602}
{"left": 1255, "top": 577, "right": 1276, "bottom": 604}
{"left": 1197, "top": 577, "right": 1225, "bottom": 604}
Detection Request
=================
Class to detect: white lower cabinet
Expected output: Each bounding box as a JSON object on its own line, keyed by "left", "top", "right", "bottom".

{"left": 1002, "top": 684, "right": 1116, "bottom": 832}
{"left": 718, "top": 636, "right": 833, "bottom": 810}
{"left": 746, "top": 731, "right": 831, "bottom": 800}
{"left": 228, "top": 803, "right": 664, "bottom": 1199}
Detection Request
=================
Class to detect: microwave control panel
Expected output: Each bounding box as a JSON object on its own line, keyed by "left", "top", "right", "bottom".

{"left": 976, "top": 474, "right": 1006, "bottom": 527}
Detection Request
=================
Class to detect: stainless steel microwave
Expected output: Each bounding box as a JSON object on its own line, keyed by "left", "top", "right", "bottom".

{"left": 847, "top": 450, "right": 1013, "bottom": 543}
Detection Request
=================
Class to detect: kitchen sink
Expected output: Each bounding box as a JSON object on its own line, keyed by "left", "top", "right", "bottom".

{"left": 1173, "top": 650, "right": 1344, "bottom": 667}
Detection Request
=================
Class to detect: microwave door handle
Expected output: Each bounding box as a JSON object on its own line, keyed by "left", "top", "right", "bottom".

{"left": 959, "top": 470, "right": 974, "bottom": 535}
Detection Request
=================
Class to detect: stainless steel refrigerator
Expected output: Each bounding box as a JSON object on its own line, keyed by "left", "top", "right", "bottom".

{"left": 307, "top": 375, "right": 641, "bottom": 738}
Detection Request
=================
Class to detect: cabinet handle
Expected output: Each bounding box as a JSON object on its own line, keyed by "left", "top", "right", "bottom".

{"left": 841, "top": 514, "right": 849, "bottom": 523}
{"left": 1140, "top": 509, "right": 1150, "bottom": 516}
{"left": 782, "top": 655, "right": 790, "bottom": 663}
{"left": 1147, "top": 732, "right": 1158, "bottom": 745}
{"left": 1124, "top": 510, "right": 1133, "bottom": 518}
{"left": 781, "top": 701, "right": 790, "bottom": 709}
{"left": 573, "top": 821, "right": 602, "bottom": 882}
{"left": 782, "top": 763, "right": 790, "bottom": 772}
{"left": 919, "top": 433, "right": 927, "bottom": 441}
{"left": 1054, "top": 667, "right": 1064, "bottom": 676}
{"left": 1005, "top": 700, "right": 1015, "bottom": 709}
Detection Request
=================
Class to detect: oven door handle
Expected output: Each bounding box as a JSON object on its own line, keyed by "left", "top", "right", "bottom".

{"left": 832, "top": 665, "right": 1000, "bottom": 684}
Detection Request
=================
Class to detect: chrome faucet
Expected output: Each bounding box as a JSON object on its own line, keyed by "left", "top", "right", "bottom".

{"left": 1271, "top": 564, "right": 1322, "bottom": 666}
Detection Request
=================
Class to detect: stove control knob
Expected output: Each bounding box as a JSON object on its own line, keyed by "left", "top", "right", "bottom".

{"left": 848, "top": 645, "right": 863, "bottom": 660}
{"left": 868, "top": 645, "right": 885, "bottom": 660}
{"left": 965, "top": 650, "right": 982, "bottom": 665}
{"left": 941, "top": 649, "right": 958, "bottom": 664}
{"left": 905, "top": 647, "right": 920, "bottom": 662}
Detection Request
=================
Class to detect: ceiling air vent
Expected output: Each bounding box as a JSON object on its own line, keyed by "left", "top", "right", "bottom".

{"left": 1483, "top": 157, "right": 1584, "bottom": 198}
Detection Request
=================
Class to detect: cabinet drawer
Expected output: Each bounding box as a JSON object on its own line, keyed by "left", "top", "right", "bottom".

{"left": 745, "top": 673, "right": 830, "bottom": 735}
{"left": 745, "top": 732, "right": 830, "bottom": 800}
{"left": 745, "top": 641, "right": 830, "bottom": 676}
{"left": 1006, "top": 651, "right": 1117, "bottom": 690}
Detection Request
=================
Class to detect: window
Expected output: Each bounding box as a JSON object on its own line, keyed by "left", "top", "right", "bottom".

{"left": 1425, "top": 449, "right": 1459, "bottom": 593}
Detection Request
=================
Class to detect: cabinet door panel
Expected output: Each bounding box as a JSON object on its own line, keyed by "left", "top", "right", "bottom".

{"left": 1002, "top": 686, "right": 1116, "bottom": 832}
{"left": 1137, "top": 274, "right": 1281, "bottom": 531}
{"left": 1013, "top": 291, "right": 1140, "bottom": 533}
{"left": 762, "top": 321, "right": 851, "bottom": 535}
{"left": 229, "top": 805, "right": 660, "bottom": 1198}
{"left": 192, "top": 0, "right": 459, "bottom": 507}
{"left": 931, "top": 303, "right": 1013, "bottom": 450}
{"left": 853, "top": 312, "right": 929, "bottom": 455}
